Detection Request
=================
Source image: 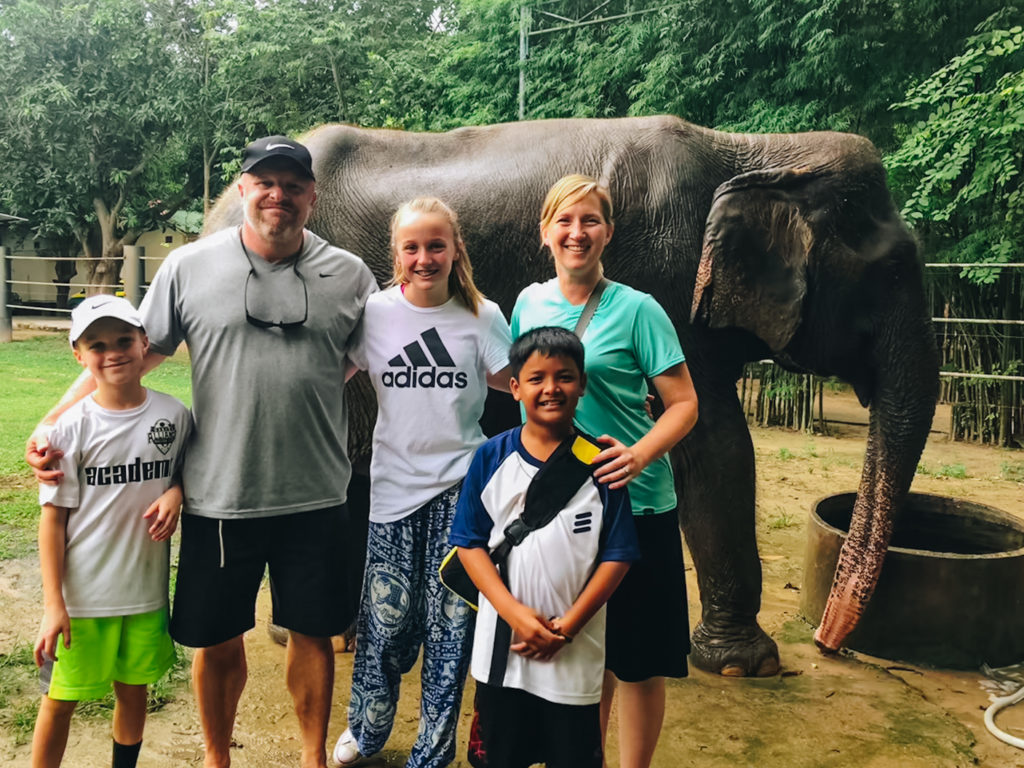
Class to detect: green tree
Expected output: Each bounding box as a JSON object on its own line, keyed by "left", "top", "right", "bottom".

{"left": 0, "top": 0, "right": 197, "bottom": 288}
{"left": 625, "top": 0, "right": 1008, "bottom": 146}
{"left": 887, "top": 11, "right": 1024, "bottom": 272}
{"left": 436, "top": 1, "right": 1006, "bottom": 147}
{"left": 886, "top": 9, "right": 1023, "bottom": 447}
{"left": 433, "top": 0, "right": 520, "bottom": 127}
{"left": 206, "top": 0, "right": 455, "bottom": 140}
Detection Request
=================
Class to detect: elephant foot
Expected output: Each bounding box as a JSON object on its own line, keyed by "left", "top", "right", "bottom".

{"left": 690, "top": 620, "right": 780, "bottom": 677}
{"left": 267, "top": 621, "right": 289, "bottom": 646}
{"left": 267, "top": 621, "right": 357, "bottom": 652}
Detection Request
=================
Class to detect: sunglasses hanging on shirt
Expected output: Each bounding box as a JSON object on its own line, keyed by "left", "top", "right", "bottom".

{"left": 241, "top": 235, "right": 308, "bottom": 330}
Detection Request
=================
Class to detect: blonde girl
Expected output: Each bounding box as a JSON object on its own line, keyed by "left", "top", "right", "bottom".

{"left": 334, "top": 198, "right": 512, "bottom": 767}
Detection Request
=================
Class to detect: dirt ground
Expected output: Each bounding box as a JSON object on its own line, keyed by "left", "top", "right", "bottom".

{"left": 2, "top": 384, "right": 1023, "bottom": 767}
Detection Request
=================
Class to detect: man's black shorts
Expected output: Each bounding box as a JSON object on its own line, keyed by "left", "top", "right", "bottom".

{"left": 170, "top": 505, "right": 358, "bottom": 647}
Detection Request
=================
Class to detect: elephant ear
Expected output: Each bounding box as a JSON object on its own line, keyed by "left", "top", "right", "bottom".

{"left": 690, "top": 167, "right": 819, "bottom": 352}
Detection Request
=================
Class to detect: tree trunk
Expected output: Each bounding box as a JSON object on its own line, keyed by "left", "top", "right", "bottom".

{"left": 89, "top": 198, "right": 123, "bottom": 290}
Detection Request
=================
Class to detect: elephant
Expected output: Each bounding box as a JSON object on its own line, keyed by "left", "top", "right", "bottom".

{"left": 205, "top": 115, "right": 939, "bottom": 676}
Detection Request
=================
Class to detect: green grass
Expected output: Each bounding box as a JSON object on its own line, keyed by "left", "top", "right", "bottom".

{"left": 776, "top": 618, "right": 815, "bottom": 644}
{"left": 0, "top": 336, "right": 83, "bottom": 477}
{"left": 916, "top": 461, "right": 969, "bottom": 479}
{"left": 767, "top": 511, "right": 797, "bottom": 529}
{"left": 1000, "top": 460, "right": 1024, "bottom": 483}
{"left": 0, "top": 644, "right": 39, "bottom": 745}
{"left": 0, "top": 643, "right": 192, "bottom": 745}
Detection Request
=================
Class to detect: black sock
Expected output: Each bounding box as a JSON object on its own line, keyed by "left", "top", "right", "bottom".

{"left": 112, "top": 739, "right": 142, "bottom": 768}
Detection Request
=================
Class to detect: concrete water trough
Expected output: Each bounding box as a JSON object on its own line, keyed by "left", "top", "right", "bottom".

{"left": 801, "top": 492, "right": 1024, "bottom": 669}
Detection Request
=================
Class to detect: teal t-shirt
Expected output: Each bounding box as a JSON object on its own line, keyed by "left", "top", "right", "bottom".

{"left": 510, "top": 279, "right": 685, "bottom": 514}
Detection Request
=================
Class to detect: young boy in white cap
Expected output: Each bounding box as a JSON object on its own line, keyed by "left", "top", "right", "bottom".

{"left": 31, "top": 295, "right": 192, "bottom": 768}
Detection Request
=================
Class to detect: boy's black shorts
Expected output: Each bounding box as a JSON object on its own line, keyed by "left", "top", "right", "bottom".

{"left": 467, "top": 682, "right": 602, "bottom": 768}
{"left": 170, "top": 505, "right": 358, "bottom": 647}
{"left": 606, "top": 508, "right": 690, "bottom": 682}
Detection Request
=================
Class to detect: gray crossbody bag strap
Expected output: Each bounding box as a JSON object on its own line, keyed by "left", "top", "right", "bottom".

{"left": 573, "top": 277, "right": 608, "bottom": 338}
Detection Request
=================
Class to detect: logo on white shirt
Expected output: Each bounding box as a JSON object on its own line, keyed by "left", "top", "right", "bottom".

{"left": 573, "top": 510, "right": 594, "bottom": 534}
{"left": 148, "top": 419, "right": 178, "bottom": 455}
{"left": 382, "top": 328, "right": 468, "bottom": 389}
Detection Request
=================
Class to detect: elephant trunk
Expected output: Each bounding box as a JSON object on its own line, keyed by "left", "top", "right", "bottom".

{"left": 814, "top": 307, "right": 938, "bottom": 652}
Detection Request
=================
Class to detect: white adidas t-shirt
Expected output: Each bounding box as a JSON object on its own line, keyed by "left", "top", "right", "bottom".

{"left": 349, "top": 286, "right": 511, "bottom": 522}
{"left": 39, "top": 390, "right": 192, "bottom": 617}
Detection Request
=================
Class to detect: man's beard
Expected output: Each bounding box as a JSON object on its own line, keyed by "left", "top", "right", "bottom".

{"left": 246, "top": 207, "right": 304, "bottom": 243}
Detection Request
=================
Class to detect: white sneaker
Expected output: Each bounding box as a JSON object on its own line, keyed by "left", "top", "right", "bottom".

{"left": 331, "top": 728, "right": 363, "bottom": 766}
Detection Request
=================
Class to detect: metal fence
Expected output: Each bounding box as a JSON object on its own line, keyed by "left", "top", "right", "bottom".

{"left": 0, "top": 246, "right": 157, "bottom": 340}
{"left": 2, "top": 251, "right": 1022, "bottom": 443}
{"left": 739, "top": 263, "right": 1023, "bottom": 444}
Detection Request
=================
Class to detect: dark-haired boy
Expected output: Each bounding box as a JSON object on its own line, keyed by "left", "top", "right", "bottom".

{"left": 449, "top": 326, "right": 639, "bottom": 768}
{"left": 31, "top": 296, "right": 190, "bottom": 768}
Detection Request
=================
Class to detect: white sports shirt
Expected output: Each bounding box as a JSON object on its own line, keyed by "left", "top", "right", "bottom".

{"left": 348, "top": 286, "right": 511, "bottom": 522}
{"left": 39, "top": 390, "right": 191, "bottom": 617}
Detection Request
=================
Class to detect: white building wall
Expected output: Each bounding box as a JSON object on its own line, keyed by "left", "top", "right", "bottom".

{"left": 2, "top": 229, "right": 193, "bottom": 306}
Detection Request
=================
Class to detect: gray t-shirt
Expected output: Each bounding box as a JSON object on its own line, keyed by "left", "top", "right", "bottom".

{"left": 141, "top": 227, "right": 377, "bottom": 519}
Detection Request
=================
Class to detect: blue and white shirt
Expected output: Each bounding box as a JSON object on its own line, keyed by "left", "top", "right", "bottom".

{"left": 450, "top": 427, "right": 639, "bottom": 705}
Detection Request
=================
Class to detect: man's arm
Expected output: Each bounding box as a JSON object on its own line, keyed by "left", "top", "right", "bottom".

{"left": 457, "top": 546, "right": 566, "bottom": 660}
{"left": 35, "top": 503, "right": 70, "bottom": 666}
{"left": 26, "top": 350, "right": 168, "bottom": 482}
{"left": 550, "top": 561, "right": 631, "bottom": 642}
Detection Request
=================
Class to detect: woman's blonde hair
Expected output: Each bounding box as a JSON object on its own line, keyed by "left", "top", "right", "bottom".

{"left": 539, "top": 174, "right": 614, "bottom": 232}
{"left": 389, "top": 197, "right": 484, "bottom": 315}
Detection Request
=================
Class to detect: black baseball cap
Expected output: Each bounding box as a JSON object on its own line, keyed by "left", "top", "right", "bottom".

{"left": 240, "top": 135, "right": 315, "bottom": 180}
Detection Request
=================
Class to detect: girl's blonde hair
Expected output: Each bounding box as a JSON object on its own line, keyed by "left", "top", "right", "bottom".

{"left": 539, "top": 174, "right": 614, "bottom": 233}
{"left": 389, "top": 197, "right": 484, "bottom": 315}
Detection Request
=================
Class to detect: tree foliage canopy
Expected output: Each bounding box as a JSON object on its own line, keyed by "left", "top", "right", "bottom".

{"left": 887, "top": 12, "right": 1024, "bottom": 280}
{"left": 0, "top": 0, "right": 201, "bottom": 278}
{"left": 0, "top": 0, "right": 1020, "bottom": 283}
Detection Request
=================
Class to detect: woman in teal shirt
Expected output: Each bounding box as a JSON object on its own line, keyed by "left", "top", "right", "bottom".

{"left": 510, "top": 174, "right": 698, "bottom": 768}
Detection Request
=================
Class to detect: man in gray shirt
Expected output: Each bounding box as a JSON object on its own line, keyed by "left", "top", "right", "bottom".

{"left": 29, "top": 136, "right": 377, "bottom": 768}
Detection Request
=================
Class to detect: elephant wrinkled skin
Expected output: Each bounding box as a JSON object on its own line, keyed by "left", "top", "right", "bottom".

{"left": 206, "top": 116, "right": 938, "bottom": 676}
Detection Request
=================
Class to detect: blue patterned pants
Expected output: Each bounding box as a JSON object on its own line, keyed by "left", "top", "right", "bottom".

{"left": 347, "top": 482, "right": 475, "bottom": 768}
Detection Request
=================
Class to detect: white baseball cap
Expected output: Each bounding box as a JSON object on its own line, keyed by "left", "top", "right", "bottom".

{"left": 69, "top": 295, "right": 144, "bottom": 348}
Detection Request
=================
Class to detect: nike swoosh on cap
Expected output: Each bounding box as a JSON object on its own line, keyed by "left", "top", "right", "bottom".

{"left": 266, "top": 143, "right": 295, "bottom": 150}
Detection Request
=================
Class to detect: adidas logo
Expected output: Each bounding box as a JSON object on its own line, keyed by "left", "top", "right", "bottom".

{"left": 381, "top": 327, "right": 468, "bottom": 389}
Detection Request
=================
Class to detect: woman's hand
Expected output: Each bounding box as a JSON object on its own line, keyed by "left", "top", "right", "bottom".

{"left": 593, "top": 363, "right": 699, "bottom": 489}
{"left": 592, "top": 435, "right": 648, "bottom": 489}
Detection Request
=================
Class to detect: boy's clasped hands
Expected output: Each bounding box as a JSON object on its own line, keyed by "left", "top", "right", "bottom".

{"left": 506, "top": 604, "right": 574, "bottom": 661}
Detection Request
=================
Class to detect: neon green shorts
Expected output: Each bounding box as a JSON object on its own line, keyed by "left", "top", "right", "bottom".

{"left": 45, "top": 607, "right": 176, "bottom": 701}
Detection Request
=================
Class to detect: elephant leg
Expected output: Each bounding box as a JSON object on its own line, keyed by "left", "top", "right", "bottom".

{"left": 677, "top": 392, "right": 779, "bottom": 677}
